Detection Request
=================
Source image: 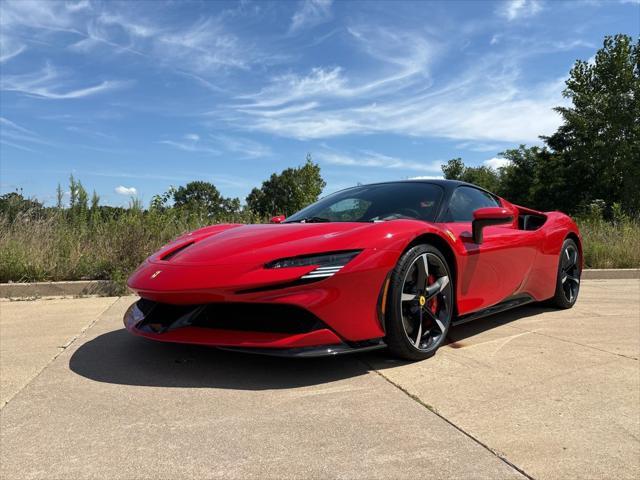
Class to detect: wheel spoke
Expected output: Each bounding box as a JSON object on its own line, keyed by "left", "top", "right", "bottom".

{"left": 402, "top": 292, "right": 417, "bottom": 302}
{"left": 424, "top": 308, "right": 446, "bottom": 333}
{"left": 414, "top": 310, "right": 423, "bottom": 347}
{"left": 415, "top": 254, "right": 429, "bottom": 289}
{"left": 425, "top": 275, "right": 449, "bottom": 300}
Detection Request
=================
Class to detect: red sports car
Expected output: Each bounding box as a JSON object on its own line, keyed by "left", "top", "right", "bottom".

{"left": 125, "top": 180, "right": 582, "bottom": 360}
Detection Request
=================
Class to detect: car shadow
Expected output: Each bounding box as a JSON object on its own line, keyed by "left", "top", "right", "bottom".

{"left": 69, "top": 329, "right": 370, "bottom": 391}
{"left": 69, "top": 304, "right": 557, "bottom": 389}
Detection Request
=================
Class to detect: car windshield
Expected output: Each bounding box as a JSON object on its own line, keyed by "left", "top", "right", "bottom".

{"left": 284, "top": 182, "right": 444, "bottom": 223}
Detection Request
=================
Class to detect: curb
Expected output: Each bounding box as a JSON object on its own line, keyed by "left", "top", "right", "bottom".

{"left": 0, "top": 280, "right": 119, "bottom": 299}
{"left": 0, "top": 269, "right": 638, "bottom": 299}
{"left": 581, "top": 269, "right": 639, "bottom": 280}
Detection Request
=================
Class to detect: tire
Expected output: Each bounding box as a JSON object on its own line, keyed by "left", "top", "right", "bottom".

{"left": 385, "top": 244, "right": 454, "bottom": 361}
{"left": 548, "top": 238, "right": 581, "bottom": 309}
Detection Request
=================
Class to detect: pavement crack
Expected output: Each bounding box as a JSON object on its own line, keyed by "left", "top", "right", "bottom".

{"left": 0, "top": 297, "right": 120, "bottom": 411}
{"left": 362, "top": 359, "right": 536, "bottom": 480}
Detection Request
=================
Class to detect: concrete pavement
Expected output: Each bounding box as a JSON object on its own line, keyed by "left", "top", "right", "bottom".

{"left": 1, "top": 279, "right": 638, "bottom": 479}
{"left": 0, "top": 296, "right": 119, "bottom": 406}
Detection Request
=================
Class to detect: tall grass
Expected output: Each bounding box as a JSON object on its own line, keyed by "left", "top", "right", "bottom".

{"left": 577, "top": 216, "right": 640, "bottom": 269}
{"left": 0, "top": 207, "right": 262, "bottom": 293}
{"left": 0, "top": 207, "right": 637, "bottom": 292}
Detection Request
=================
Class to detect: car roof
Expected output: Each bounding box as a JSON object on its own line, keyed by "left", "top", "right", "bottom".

{"left": 353, "top": 179, "right": 495, "bottom": 197}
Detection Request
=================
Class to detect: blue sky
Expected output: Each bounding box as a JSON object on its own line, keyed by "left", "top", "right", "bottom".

{"left": 1, "top": 0, "right": 638, "bottom": 206}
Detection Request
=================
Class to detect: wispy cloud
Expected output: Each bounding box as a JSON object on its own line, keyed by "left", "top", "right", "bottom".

{"left": 498, "top": 0, "right": 543, "bottom": 21}
{"left": 210, "top": 134, "right": 272, "bottom": 159}
{"left": 115, "top": 185, "right": 137, "bottom": 196}
{"left": 290, "top": 0, "right": 333, "bottom": 33}
{"left": 159, "top": 132, "right": 271, "bottom": 159}
{"left": 0, "top": 117, "right": 50, "bottom": 152}
{"left": 0, "top": 35, "right": 26, "bottom": 63}
{"left": 159, "top": 134, "right": 221, "bottom": 155}
{"left": 225, "top": 64, "right": 566, "bottom": 143}
{"left": 1, "top": 63, "right": 128, "bottom": 99}
{"left": 65, "top": 125, "right": 116, "bottom": 140}
{"left": 317, "top": 149, "right": 442, "bottom": 173}
{"left": 456, "top": 142, "right": 509, "bottom": 153}
{"left": 0, "top": 0, "right": 261, "bottom": 83}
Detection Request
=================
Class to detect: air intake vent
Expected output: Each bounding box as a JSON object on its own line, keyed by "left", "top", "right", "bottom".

{"left": 161, "top": 242, "right": 194, "bottom": 261}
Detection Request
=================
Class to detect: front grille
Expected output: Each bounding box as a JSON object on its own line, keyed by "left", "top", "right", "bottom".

{"left": 136, "top": 300, "right": 326, "bottom": 334}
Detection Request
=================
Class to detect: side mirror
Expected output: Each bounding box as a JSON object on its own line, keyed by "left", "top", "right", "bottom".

{"left": 472, "top": 207, "right": 513, "bottom": 244}
{"left": 270, "top": 215, "right": 286, "bottom": 224}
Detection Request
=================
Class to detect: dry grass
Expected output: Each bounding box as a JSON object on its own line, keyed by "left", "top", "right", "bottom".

{"left": 578, "top": 217, "right": 640, "bottom": 269}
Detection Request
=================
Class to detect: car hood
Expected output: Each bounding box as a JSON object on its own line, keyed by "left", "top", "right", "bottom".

{"left": 149, "top": 221, "right": 423, "bottom": 266}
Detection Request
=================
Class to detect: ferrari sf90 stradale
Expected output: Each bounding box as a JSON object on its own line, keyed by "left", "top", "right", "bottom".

{"left": 125, "top": 180, "right": 581, "bottom": 360}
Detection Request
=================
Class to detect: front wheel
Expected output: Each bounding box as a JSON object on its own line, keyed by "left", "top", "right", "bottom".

{"left": 385, "top": 245, "right": 454, "bottom": 361}
{"left": 548, "top": 238, "right": 581, "bottom": 309}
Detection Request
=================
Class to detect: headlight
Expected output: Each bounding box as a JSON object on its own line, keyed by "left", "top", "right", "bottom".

{"left": 265, "top": 250, "right": 361, "bottom": 278}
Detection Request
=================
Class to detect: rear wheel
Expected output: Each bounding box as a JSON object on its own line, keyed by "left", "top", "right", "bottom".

{"left": 385, "top": 245, "right": 454, "bottom": 361}
{"left": 548, "top": 238, "right": 581, "bottom": 309}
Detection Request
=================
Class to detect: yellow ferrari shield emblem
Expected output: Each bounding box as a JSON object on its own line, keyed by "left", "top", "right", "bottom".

{"left": 419, "top": 296, "right": 426, "bottom": 306}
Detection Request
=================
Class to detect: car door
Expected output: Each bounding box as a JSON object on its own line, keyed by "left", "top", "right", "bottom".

{"left": 441, "top": 186, "right": 538, "bottom": 315}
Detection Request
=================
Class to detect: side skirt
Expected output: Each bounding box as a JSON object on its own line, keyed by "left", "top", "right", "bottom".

{"left": 452, "top": 295, "right": 534, "bottom": 327}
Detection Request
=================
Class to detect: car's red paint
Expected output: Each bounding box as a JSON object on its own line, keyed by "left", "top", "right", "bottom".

{"left": 125, "top": 181, "right": 581, "bottom": 352}
{"left": 472, "top": 206, "right": 512, "bottom": 221}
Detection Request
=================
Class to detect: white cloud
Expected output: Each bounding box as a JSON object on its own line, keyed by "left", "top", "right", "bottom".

{"left": 484, "top": 157, "right": 511, "bottom": 169}
{"left": 159, "top": 134, "right": 220, "bottom": 155}
{"left": 456, "top": 142, "right": 507, "bottom": 153}
{"left": 317, "top": 150, "right": 442, "bottom": 173}
{"left": 114, "top": 185, "right": 137, "bottom": 196}
{"left": 499, "top": 0, "right": 543, "bottom": 21}
{"left": 0, "top": 63, "right": 128, "bottom": 99}
{"left": 210, "top": 134, "right": 272, "bottom": 158}
{"left": 226, "top": 67, "right": 566, "bottom": 143}
{"left": 0, "top": 35, "right": 25, "bottom": 63}
{"left": 217, "top": 24, "right": 565, "bottom": 144}
{"left": 158, "top": 17, "right": 249, "bottom": 72}
{"left": 0, "top": 117, "right": 53, "bottom": 151}
{"left": 0, "top": 0, "right": 259, "bottom": 82}
{"left": 290, "top": 0, "right": 333, "bottom": 33}
{"left": 65, "top": 1, "right": 91, "bottom": 12}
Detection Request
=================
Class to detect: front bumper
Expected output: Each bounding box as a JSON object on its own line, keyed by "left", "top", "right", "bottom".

{"left": 123, "top": 300, "right": 385, "bottom": 356}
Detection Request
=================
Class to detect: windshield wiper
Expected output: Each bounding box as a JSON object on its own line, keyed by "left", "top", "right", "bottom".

{"left": 289, "top": 216, "right": 330, "bottom": 223}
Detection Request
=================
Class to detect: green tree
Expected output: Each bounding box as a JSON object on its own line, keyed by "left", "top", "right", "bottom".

{"left": 246, "top": 154, "right": 326, "bottom": 217}
{"left": 172, "top": 181, "right": 240, "bottom": 219}
{"left": 441, "top": 157, "right": 465, "bottom": 180}
{"left": 0, "top": 191, "right": 43, "bottom": 221}
{"left": 544, "top": 34, "right": 639, "bottom": 214}
{"left": 441, "top": 158, "right": 501, "bottom": 192}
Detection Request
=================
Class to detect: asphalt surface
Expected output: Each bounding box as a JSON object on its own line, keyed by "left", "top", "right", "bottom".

{"left": 1, "top": 279, "right": 638, "bottom": 479}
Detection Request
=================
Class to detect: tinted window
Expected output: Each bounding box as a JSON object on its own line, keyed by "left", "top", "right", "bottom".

{"left": 445, "top": 186, "right": 499, "bottom": 222}
{"left": 284, "top": 183, "right": 444, "bottom": 223}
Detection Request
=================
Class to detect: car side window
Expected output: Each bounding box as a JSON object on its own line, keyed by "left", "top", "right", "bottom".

{"left": 445, "top": 186, "right": 499, "bottom": 222}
